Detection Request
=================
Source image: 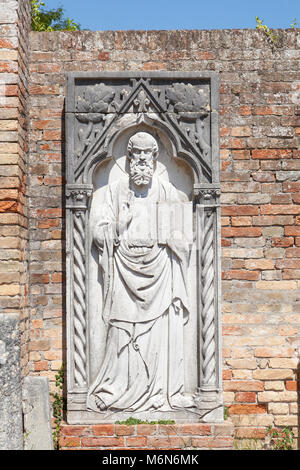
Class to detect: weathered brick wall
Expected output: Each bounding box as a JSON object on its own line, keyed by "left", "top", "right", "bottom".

{"left": 0, "top": 0, "right": 30, "bottom": 375}
{"left": 59, "top": 422, "right": 234, "bottom": 450}
{"left": 27, "top": 29, "right": 300, "bottom": 447}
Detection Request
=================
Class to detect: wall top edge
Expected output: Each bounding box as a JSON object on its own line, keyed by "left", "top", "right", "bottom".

{"left": 29, "top": 28, "right": 300, "bottom": 34}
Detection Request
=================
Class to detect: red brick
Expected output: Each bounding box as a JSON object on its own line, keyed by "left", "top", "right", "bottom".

{"left": 285, "top": 381, "right": 299, "bottom": 391}
{"left": 252, "top": 149, "right": 292, "bottom": 160}
{"left": 272, "top": 237, "right": 294, "bottom": 247}
{"left": 222, "top": 227, "right": 262, "bottom": 237}
{"left": 276, "top": 259, "right": 300, "bottom": 269}
{"left": 92, "top": 424, "right": 114, "bottom": 436}
{"left": 136, "top": 425, "right": 157, "bottom": 435}
{"left": 232, "top": 150, "right": 251, "bottom": 159}
{"left": 98, "top": 52, "right": 110, "bottom": 60}
{"left": 5, "top": 85, "right": 18, "bottom": 97}
{"left": 35, "top": 208, "right": 62, "bottom": 218}
{"left": 222, "top": 205, "right": 259, "bottom": 216}
{"left": 223, "top": 381, "right": 264, "bottom": 391}
{"left": 0, "top": 201, "right": 18, "bottom": 212}
{"left": 228, "top": 404, "right": 267, "bottom": 414}
{"left": 142, "top": 62, "right": 167, "bottom": 71}
{"left": 30, "top": 85, "right": 59, "bottom": 95}
{"left": 29, "top": 340, "right": 50, "bottom": 351}
{"left": 43, "top": 130, "right": 62, "bottom": 141}
{"left": 34, "top": 360, "right": 48, "bottom": 371}
{"left": 147, "top": 436, "right": 189, "bottom": 448}
{"left": 235, "top": 392, "right": 256, "bottom": 403}
{"left": 223, "top": 369, "right": 232, "bottom": 380}
{"left": 285, "top": 226, "right": 300, "bottom": 236}
{"left": 239, "top": 106, "right": 251, "bottom": 116}
{"left": 223, "top": 326, "right": 243, "bottom": 335}
{"left": 31, "top": 274, "right": 49, "bottom": 284}
{"left": 0, "top": 39, "right": 15, "bottom": 48}
{"left": 235, "top": 428, "right": 266, "bottom": 439}
{"left": 222, "top": 270, "right": 259, "bottom": 281}
{"left": 61, "top": 425, "right": 91, "bottom": 437}
{"left": 38, "top": 219, "right": 60, "bottom": 229}
{"left": 283, "top": 181, "right": 300, "bottom": 193}
{"left": 81, "top": 437, "right": 124, "bottom": 447}
{"left": 191, "top": 437, "right": 233, "bottom": 448}
{"left": 179, "top": 424, "right": 211, "bottom": 436}
{"left": 286, "top": 247, "right": 300, "bottom": 257}
{"left": 59, "top": 437, "right": 81, "bottom": 447}
{"left": 126, "top": 436, "right": 147, "bottom": 447}
{"left": 261, "top": 204, "right": 300, "bottom": 215}
{"left": 115, "top": 425, "right": 135, "bottom": 436}
{"left": 0, "top": 62, "right": 17, "bottom": 73}
{"left": 271, "top": 194, "right": 292, "bottom": 204}
{"left": 51, "top": 273, "right": 62, "bottom": 283}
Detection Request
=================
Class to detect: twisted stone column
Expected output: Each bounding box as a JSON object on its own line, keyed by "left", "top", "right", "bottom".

{"left": 201, "top": 210, "right": 216, "bottom": 389}
{"left": 73, "top": 211, "right": 87, "bottom": 386}
{"left": 66, "top": 184, "right": 92, "bottom": 390}
{"left": 193, "top": 186, "right": 222, "bottom": 419}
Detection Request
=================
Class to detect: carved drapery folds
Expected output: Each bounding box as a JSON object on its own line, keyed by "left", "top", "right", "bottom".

{"left": 66, "top": 72, "right": 222, "bottom": 423}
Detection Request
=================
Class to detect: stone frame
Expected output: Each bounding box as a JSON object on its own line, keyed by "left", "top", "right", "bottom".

{"left": 65, "top": 71, "right": 222, "bottom": 423}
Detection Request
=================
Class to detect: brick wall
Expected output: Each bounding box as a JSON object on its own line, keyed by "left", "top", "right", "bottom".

{"left": 0, "top": 0, "right": 30, "bottom": 375}
{"left": 25, "top": 29, "right": 300, "bottom": 448}
{"left": 59, "top": 422, "right": 234, "bottom": 450}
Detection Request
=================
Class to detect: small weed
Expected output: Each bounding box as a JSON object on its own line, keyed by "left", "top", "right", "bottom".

{"left": 265, "top": 426, "right": 295, "bottom": 450}
{"left": 290, "top": 18, "right": 298, "bottom": 29}
{"left": 50, "top": 363, "right": 66, "bottom": 450}
{"left": 255, "top": 16, "right": 278, "bottom": 45}
{"left": 115, "top": 417, "right": 175, "bottom": 425}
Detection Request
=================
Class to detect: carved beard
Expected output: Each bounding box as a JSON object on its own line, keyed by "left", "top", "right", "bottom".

{"left": 129, "top": 159, "right": 154, "bottom": 186}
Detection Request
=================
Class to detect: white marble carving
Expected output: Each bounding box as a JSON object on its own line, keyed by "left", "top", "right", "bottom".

{"left": 87, "top": 132, "right": 194, "bottom": 413}
{"left": 66, "top": 72, "right": 222, "bottom": 423}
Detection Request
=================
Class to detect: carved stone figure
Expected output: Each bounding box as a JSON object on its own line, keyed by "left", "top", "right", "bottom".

{"left": 86, "top": 132, "right": 194, "bottom": 412}
{"left": 66, "top": 72, "right": 223, "bottom": 423}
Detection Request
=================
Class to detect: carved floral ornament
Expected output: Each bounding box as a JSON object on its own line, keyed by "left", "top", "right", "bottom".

{"left": 74, "top": 79, "right": 212, "bottom": 181}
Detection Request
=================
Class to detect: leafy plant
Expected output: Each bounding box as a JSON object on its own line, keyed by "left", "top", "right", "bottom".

{"left": 50, "top": 363, "right": 66, "bottom": 450}
{"left": 290, "top": 18, "right": 298, "bottom": 29}
{"left": 266, "top": 426, "right": 295, "bottom": 450}
{"left": 115, "top": 417, "right": 175, "bottom": 425}
{"left": 255, "top": 16, "right": 277, "bottom": 44}
{"left": 31, "top": 0, "right": 80, "bottom": 31}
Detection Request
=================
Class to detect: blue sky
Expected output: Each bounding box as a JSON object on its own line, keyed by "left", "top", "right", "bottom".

{"left": 44, "top": 0, "right": 300, "bottom": 31}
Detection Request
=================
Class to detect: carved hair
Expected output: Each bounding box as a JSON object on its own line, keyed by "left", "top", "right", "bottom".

{"left": 127, "top": 132, "right": 158, "bottom": 160}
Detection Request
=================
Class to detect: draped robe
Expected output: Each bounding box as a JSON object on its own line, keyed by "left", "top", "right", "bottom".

{"left": 86, "top": 176, "right": 191, "bottom": 412}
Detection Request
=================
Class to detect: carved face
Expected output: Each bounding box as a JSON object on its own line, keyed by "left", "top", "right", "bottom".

{"left": 127, "top": 132, "right": 158, "bottom": 187}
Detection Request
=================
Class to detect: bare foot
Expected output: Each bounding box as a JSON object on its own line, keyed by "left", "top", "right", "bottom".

{"left": 95, "top": 396, "right": 106, "bottom": 411}
{"left": 170, "top": 394, "right": 194, "bottom": 408}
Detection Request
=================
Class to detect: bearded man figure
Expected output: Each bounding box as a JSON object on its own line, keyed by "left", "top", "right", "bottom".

{"left": 87, "top": 131, "right": 194, "bottom": 413}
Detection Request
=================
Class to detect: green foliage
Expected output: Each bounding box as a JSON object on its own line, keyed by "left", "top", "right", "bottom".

{"left": 115, "top": 417, "right": 176, "bottom": 425}
{"left": 50, "top": 363, "right": 66, "bottom": 450}
{"left": 255, "top": 16, "right": 277, "bottom": 44}
{"left": 290, "top": 18, "right": 298, "bottom": 29}
{"left": 266, "top": 426, "right": 295, "bottom": 450}
{"left": 31, "top": 0, "right": 80, "bottom": 31}
{"left": 223, "top": 406, "right": 229, "bottom": 420}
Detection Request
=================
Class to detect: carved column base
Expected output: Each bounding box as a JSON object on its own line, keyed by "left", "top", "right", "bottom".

{"left": 194, "top": 388, "right": 223, "bottom": 422}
